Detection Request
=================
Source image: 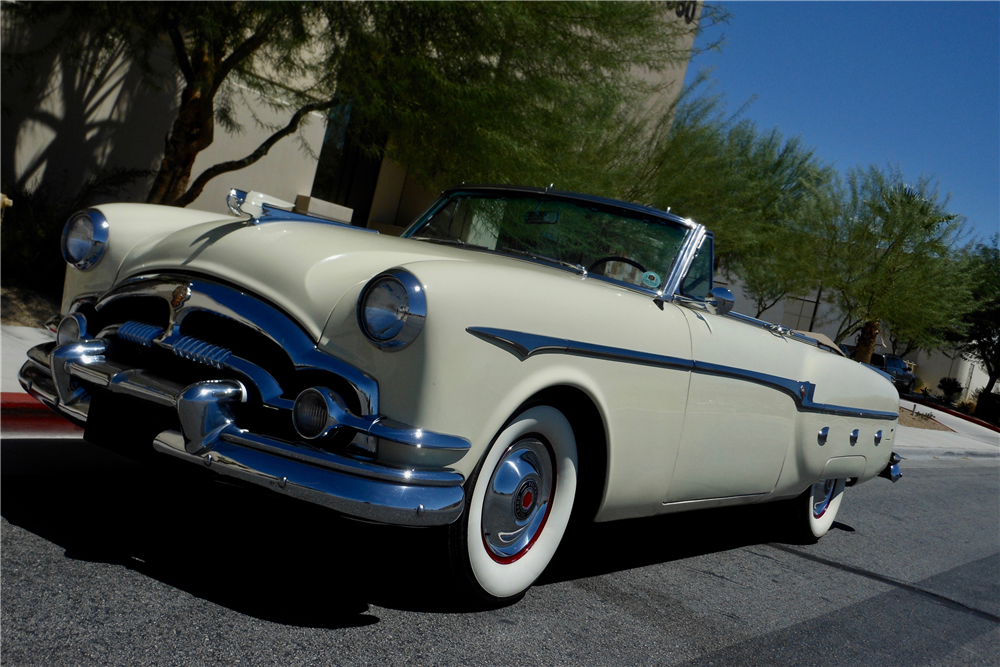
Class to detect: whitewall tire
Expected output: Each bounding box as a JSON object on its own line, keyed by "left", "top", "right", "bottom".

{"left": 450, "top": 405, "right": 578, "bottom": 603}
{"left": 803, "top": 478, "right": 846, "bottom": 539}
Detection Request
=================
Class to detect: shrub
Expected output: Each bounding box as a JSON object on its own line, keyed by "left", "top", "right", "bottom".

{"left": 1, "top": 169, "right": 152, "bottom": 301}
{"left": 937, "top": 377, "right": 963, "bottom": 404}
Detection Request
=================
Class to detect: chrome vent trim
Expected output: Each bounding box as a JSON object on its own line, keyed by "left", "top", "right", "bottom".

{"left": 117, "top": 320, "right": 164, "bottom": 347}
{"left": 172, "top": 335, "right": 233, "bottom": 369}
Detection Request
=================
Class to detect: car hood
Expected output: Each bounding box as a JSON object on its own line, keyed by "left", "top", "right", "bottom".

{"left": 116, "top": 216, "right": 589, "bottom": 340}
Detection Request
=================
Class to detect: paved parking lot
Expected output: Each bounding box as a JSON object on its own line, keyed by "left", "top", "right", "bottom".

{"left": 1, "top": 433, "right": 996, "bottom": 666}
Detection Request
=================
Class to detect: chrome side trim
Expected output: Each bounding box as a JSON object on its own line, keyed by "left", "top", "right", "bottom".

{"left": 662, "top": 492, "right": 766, "bottom": 508}
{"left": 467, "top": 327, "right": 898, "bottom": 421}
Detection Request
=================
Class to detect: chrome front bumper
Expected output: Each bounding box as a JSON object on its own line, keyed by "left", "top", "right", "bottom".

{"left": 19, "top": 341, "right": 468, "bottom": 526}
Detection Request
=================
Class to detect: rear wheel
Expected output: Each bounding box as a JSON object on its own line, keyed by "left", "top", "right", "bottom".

{"left": 449, "top": 405, "right": 578, "bottom": 604}
{"left": 794, "top": 478, "right": 846, "bottom": 541}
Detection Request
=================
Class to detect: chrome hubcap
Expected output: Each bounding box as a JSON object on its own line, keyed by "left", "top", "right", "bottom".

{"left": 811, "top": 479, "right": 836, "bottom": 518}
{"left": 482, "top": 437, "right": 554, "bottom": 563}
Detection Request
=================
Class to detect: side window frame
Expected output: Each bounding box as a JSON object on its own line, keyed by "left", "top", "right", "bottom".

{"left": 679, "top": 234, "right": 714, "bottom": 299}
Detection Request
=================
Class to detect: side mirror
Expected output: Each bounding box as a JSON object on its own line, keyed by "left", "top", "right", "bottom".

{"left": 706, "top": 287, "right": 734, "bottom": 316}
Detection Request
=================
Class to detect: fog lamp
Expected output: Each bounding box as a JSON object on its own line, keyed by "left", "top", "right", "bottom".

{"left": 56, "top": 313, "right": 87, "bottom": 346}
{"left": 293, "top": 387, "right": 347, "bottom": 440}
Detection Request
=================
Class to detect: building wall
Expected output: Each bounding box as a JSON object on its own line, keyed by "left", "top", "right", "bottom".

{"left": 1, "top": 11, "right": 177, "bottom": 203}
{"left": 185, "top": 88, "right": 327, "bottom": 216}
{"left": 2, "top": 9, "right": 326, "bottom": 218}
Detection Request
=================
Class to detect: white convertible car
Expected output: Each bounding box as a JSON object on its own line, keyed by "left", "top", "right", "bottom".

{"left": 19, "top": 185, "right": 901, "bottom": 603}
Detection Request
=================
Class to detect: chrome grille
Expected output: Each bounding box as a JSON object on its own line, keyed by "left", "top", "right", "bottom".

{"left": 172, "top": 335, "right": 233, "bottom": 369}
{"left": 117, "top": 320, "right": 164, "bottom": 347}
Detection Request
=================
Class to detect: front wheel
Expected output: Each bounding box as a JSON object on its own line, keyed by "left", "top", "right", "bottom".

{"left": 449, "top": 405, "right": 578, "bottom": 604}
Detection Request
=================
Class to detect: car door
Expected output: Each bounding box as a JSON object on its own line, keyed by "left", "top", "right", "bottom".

{"left": 665, "top": 236, "right": 795, "bottom": 503}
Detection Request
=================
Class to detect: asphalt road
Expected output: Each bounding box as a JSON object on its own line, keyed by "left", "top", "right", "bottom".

{"left": 2, "top": 438, "right": 997, "bottom": 666}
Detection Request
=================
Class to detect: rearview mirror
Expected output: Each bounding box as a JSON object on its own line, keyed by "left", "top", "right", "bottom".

{"left": 706, "top": 287, "right": 734, "bottom": 316}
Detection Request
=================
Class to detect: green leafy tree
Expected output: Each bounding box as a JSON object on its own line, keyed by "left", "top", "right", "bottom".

{"left": 949, "top": 235, "right": 1000, "bottom": 396}
{"left": 640, "top": 98, "right": 837, "bottom": 318}
{"left": 883, "top": 250, "right": 970, "bottom": 357}
{"left": 5, "top": 1, "right": 726, "bottom": 207}
{"left": 815, "top": 165, "right": 968, "bottom": 364}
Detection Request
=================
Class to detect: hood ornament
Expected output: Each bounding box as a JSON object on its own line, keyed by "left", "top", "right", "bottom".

{"left": 171, "top": 285, "right": 192, "bottom": 310}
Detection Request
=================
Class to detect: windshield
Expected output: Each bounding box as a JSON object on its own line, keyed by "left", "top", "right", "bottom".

{"left": 405, "top": 191, "right": 688, "bottom": 291}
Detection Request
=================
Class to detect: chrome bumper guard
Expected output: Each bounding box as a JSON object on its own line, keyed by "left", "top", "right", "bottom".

{"left": 879, "top": 452, "right": 902, "bottom": 483}
{"left": 19, "top": 340, "right": 467, "bottom": 526}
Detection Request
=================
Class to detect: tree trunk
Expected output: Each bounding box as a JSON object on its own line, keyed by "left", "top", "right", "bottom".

{"left": 983, "top": 371, "right": 998, "bottom": 398}
{"left": 146, "top": 76, "right": 217, "bottom": 205}
{"left": 852, "top": 320, "right": 880, "bottom": 365}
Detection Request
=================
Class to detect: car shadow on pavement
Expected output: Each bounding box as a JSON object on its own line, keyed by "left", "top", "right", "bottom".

{"left": 2, "top": 439, "right": 854, "bottom": 621}
{"left": 541, "top": 501, "right": 852, "bottom": 586}
{"left": 1, "top": 439, "right": 463, "bottom": 626}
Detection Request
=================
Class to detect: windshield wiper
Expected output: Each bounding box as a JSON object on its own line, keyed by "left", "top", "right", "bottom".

{"left": 501, "top": 248, "right": 587, "bottom": 276}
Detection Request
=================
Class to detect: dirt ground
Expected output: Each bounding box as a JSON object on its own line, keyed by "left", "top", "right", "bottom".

{"left": 898, "top": 407, "right": 954, "bottom": 432}
{"left": 1, "top": 286, "right": 59, "bottom": 328}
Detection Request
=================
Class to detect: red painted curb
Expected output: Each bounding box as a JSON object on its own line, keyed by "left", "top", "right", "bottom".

{"left": 1, "top": 391, "right": 84, "bottom": 434}
{"left": 907, "top": 395, "right": 1000, "bottom": 434}
{"left": 1, "top": 392, "right": 47, "bottom": 409}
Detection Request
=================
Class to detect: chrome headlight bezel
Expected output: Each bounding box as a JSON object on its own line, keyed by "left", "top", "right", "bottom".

{"left": 61, "top": 209, "right": 109, "bottom": 271}
{"left": 357, "top": 268, "right": 426, "bottom": 351}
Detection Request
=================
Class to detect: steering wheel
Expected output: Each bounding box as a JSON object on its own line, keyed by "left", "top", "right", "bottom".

{"left": 587, "top": 256, "right": 648, "bottom": 274}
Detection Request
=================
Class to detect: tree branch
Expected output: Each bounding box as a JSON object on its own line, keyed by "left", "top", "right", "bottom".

{"left": 168, "top": 24, "right": 194, "bottom": 83}
{"left": 170, "top": 98, "right": 338, "bottom": 208}
{"left": 214, "top": 26, "right": 275, "bottom": 93}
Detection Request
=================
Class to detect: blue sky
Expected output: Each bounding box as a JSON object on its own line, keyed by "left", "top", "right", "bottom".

{"left": 685, "top": 1, "right": 999, "bottom": 243}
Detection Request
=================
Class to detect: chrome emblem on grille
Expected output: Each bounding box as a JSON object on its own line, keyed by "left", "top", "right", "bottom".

{"left": 171, "top": 285, "right": 192, "bottom": 309}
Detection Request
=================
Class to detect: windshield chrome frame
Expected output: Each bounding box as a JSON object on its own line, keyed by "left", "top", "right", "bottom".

{"left": 402, "top": 186, "right": 702, "bottom": 299}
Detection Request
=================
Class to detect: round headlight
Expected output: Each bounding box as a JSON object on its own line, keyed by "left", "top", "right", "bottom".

{"left": 357, "top": 269, "right": 426, "bottom": 350}
{"left": 61, "top": 210, "right": 109, "bottom": 270}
